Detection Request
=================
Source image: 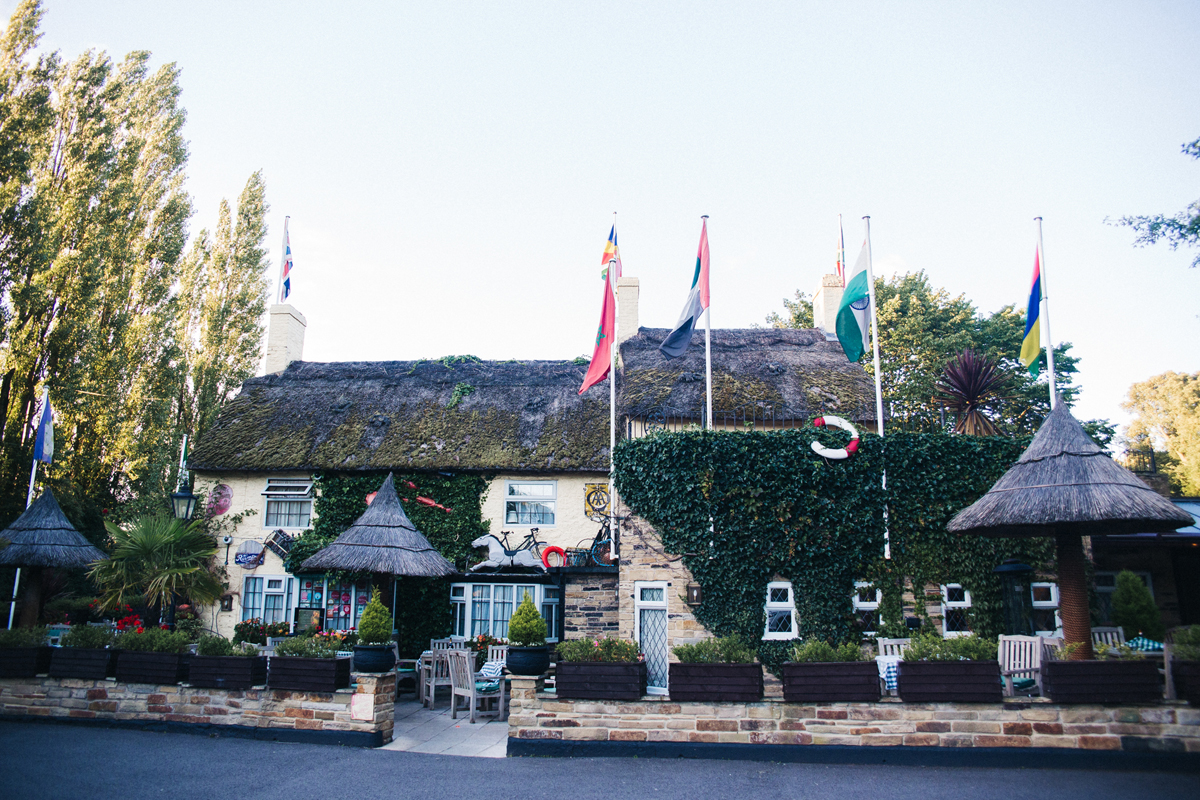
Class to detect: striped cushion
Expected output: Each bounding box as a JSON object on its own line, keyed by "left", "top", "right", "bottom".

{"left": 479, "top": 661, "right": 504, "bottom": 677}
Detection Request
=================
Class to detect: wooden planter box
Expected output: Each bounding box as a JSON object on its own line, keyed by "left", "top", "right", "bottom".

{"left": 556, "top": 661, "right": 647, "bottom": 700}
{"left": 669, "top": 662, "right": 763, "bottom": 702}
{"left": 0, "top": 646, "right": 54, "bottom": 678}
{"left": 267, "top": 656, "right": 351, "bottom": 693}
{"left": 1043, "top": 659, "right": 1161, "bottom": 704}
{"left": 1174, "top": 661, "right": 1200, "bottom": 707}
{"left": 187, "top": 655, "right": 268, "bottom": 690}
{"left": 116, "top": 651, "right": 186, "bottom": 685}
{"left": 49, "top": 647, "right": 112, "bottom": 680}
{"left": 782, "top": 661, "right": 881, "bottom": 703}
{"left": 898, "top": 660, "right": 1002, "bottom": 703}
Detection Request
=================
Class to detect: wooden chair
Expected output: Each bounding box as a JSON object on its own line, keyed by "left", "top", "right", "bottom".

{"left": 999, "top": 635, "right": 1047, "bottom": 696}
{"left": 487, "top": 644, "right": 509, "bottom": 665}
{"left": 876, "top": 638, "right": 911, "bottom": 657}
{"left": 421, "top": 651, "right": 454, "bottom": 708}
{"left": 390, "top": 642, "right": 419, "bottom": 697}
{"left": 448, "top": 649, "right": 505, "bottom": 723}
{"left": 1092, "top": 627, "right": 1126, "bottom": 647}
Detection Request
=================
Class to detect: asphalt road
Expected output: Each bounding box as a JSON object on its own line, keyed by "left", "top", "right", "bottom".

{"left": 2, "top": 722, "right": 1197, "bottom": 800}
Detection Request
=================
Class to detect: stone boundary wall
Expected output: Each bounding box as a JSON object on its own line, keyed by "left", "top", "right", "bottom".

{"left": 0, "top": 673, "right": 395, "bottom": 746}
{"left": 508, "top": 677, "right": 1199, "bottom": 753}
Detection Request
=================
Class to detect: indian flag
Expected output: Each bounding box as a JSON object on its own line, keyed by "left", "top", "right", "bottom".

{"left": 1020, "top": 249, "right": 1042, "bottom": 376}
{"left": 835, "top": 240, "right": 870, "bottom": 362}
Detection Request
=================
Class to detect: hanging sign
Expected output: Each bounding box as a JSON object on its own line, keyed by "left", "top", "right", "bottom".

{"left": 235, "top": 540, "right": 265, "bottom": 568}
{"left": 207, "top": 484, "right": 233, "bottom": 517}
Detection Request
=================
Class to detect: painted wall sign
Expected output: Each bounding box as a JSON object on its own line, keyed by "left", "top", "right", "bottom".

{"left": 207, "top": 483, "right": 233, "bottom": 517}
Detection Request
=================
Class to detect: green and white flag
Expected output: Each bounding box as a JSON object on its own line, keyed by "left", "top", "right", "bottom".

{"left": 835, "top": 240, "right": 871, "bottom": 362}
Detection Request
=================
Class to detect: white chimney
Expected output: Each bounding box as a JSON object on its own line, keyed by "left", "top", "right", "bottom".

{"left": 617, "top": 276, "right": 639, "bottom": 344}
{"left": 812, "top": 274, "right": 842, "bottom": 340}
{"left": 264, "top": 304, "right": 307, "bottom": 374}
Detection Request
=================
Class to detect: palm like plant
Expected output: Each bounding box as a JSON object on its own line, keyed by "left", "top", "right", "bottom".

{"left": 89, "top": 515, "right": 224, "bottom": 615}
{"left": 932, "top": 349, "right": 1009, "bottom": 436}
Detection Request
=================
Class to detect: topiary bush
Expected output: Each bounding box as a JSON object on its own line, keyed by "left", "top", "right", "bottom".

{"left": 1111, "top": 569, "right": 1165, "bottom": 641}
{"left": 672, "top": 635, "right": 756, "bottom": 664}
{"left": 790, "top": 639, "right": 865, "bottom": 663}
{"left": 356, "top": 588, "right": 393, "bottom": 645}
{"left": 508, "top": 595, "right": 547, "bottom": 647}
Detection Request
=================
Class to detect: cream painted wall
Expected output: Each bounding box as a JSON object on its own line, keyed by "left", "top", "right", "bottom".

{"left": 479, "top": 473, "right": 610, "bottom": 554}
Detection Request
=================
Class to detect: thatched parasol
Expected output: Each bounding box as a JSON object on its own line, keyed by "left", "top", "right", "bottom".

{"left": 948, "top": 399, "right": 1191, "bottom": 659}
{"left": 300, "top": 473, "right": 454, "bottom": 577}
{"left": 0, "top": 489, "right": 107, "bottom": 628}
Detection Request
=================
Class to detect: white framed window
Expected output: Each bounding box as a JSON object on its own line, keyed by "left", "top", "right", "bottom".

{"left": 852, "top": 581, "right": 882, "bottom": 636}
{"left": 450, "top": 585, "right": 468, "bottom": 638}
{"left": 763, "top": 581, "right": 798, "bottom": 640}
{"left": 450, "top": 582, "right": 558, "bottom": 642}
{"left": 1094, "top": 571, "right": 1153, "bottom": 625}
{"left": 263, "top": 478, "right": 313, "bottom": 529}
{"left": 505, "top": 481, "right": 556, "bottom": 526}
{"left": 634, "top": 581, "right": 669, "bottom": 694}
{"left": 940, "top": 584, "right": 972, "bottom": 638}
{"left": 295, "top": 576, "right": 371, "bottom": 632}
{"left": 242, "top": 575, "right": 294, "bottom": 625}
{"left": 1030, "top": 582, "right": 1061, "bottom": 636}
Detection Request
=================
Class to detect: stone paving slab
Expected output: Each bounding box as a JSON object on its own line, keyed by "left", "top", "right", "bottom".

{"left": 381, "top": 700, "right": 507, "bottom": 758}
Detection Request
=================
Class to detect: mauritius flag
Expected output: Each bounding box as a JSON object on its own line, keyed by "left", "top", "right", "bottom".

{"left": 1020, "top": 250, "right": 1042, "bottom": 376}
{"left": 659, "top": 218, "right": 710, "bottom": 359}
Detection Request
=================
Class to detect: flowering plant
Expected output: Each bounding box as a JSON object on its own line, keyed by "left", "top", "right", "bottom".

{"left": 468, "top": 633, "right": 506, "bottom": 670}
{"left": 116, "top": 613, "right": 146, "bottom": 634}
{"left": 232, "top": 618, "right": 290, "bottom": 645}
{"left": 314, "top": 629, "right": 358, "bottom": 650}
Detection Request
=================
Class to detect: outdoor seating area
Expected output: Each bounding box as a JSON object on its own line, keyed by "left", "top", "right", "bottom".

{"left": 417, "top": 638, "right": 511, "bottom": 723}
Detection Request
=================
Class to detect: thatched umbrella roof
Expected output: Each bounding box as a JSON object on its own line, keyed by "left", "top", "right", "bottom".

{"left": 948, "top": 400, "right": 1193, "bottom": 538}
{"left": 300, "top": 473, "right": 454, "bottom": 577}
{"left": 0, "top": 490, "right": 107, "bottom": 569}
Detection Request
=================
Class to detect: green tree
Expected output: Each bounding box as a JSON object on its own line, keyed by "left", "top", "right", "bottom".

{"left": 1110, "top": 569, "right": 1165, "bottom": 641}
{"left": 1122, "top": 370, "right": 1200, "bottom": 494}
{"left": 1113, "top": 137, "right": 1200, "bottom": 269}
{"left": 765, "top": 290, "right": 814, "bottom": 329}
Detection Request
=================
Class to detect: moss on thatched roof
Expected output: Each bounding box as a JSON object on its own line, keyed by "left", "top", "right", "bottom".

{"left": 301, "top": 474, "right": 454, "bottom": 576}
{"left": 948, "top": 399, "right": 1194, "bottom": 538}
{"left": 618, "top": 327, "right": 878, "bottom": 421}
{"left": 0, "top": 490, "right": 107, "bottom": 568}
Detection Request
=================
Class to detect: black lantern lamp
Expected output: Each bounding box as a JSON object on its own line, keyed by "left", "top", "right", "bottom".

{"left": 171, "top": 433, "right": 198, "bottom": 520}
{"left": 993, "top": 558, "right": 1034, "bottom": 636}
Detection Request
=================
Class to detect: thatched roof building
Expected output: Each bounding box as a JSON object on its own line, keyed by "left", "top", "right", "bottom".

{"left": 0, "top": 490, "right": 107, "bottom": 568}
{"left": 300, "top": 474, "right": 454, "bottom": 576}
{"left": 948, "top": 400, "right": 1193, "bottom": 538}
{"left": 619, "top": 328, "right": 877, "bottom": 423}
{"left": 188, "top": 329, "right": 878, "bottom": 473}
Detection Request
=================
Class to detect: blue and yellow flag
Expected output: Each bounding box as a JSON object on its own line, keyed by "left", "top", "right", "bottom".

{"left": 1020, "top": 250, "right": 1042, "bottom": 376}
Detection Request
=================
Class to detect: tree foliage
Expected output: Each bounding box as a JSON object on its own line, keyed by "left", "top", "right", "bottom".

{"left": 1121, "top": 370, "right": 1200, "bottom": 495}
{"left": 1113, "top": 137, "right": 1200, "bottom": 269}
{"left": 1110, "top": 570, "right": 1165, "bottom": 642}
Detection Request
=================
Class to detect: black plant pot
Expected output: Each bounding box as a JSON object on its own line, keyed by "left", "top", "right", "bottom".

{"left": 898, "top": 660, "right": 1002, "bottom": 703}
{"left": 188, "top": 655, "right": 268, "bottom": 689}
{"left": 1175, "top": 661, "right": 1200, "bottom": 707}
{"left": 268, "top": 656, "right": 352, "bottom": 692}
{"left": 556, "top": 661, "right": 647, "bottom": 700}
{"left": 116, "top": 651, "right": 186, "bottom": 685}
{"left": 0, "top": 646, "right": 54, "bottom": 678}
{"left": 1042, "top": 659, "right": 1161, "bottom": 704}
{"left": 353, "top": 644, "right": 397, "bottom": 673}
{"left": 670, "top": 662, "right": 764, "bottom": 702}
{"left": 49, "top": 647, "right": 112, "bottom": 680}
{"left": 507, "top": 645, "right": 550, "bottom": 676}
{"left": 782, "top": 661, "right": 881, "bottom": 703}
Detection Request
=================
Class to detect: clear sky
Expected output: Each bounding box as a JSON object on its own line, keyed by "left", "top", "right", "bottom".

{"left": 11, "top": 1, "right": 1200, "bottom": 431}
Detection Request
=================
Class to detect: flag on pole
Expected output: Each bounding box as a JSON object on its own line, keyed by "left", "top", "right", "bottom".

{"left": 600, "top": 224, "right": 622, "bottom": 282}
{"left": 659, "top": 219, "right": 711, "bottom": 359}
{"left": 579, "top": 254, "right": 618, "bottom": 395}
{"left": 836, "top": 215, "right": 846, "bottom": 286}
{"left": 835, "top": 240, "right": 871, "bottom": 362}
{"left": 279, "top": 217, "right": 293, "bottom": 303}
{"left": 32, "top": 390, "right": 53, "bottom": 464}
{"left": 1020, "top": 249, "right": 1042, "bottom": 376}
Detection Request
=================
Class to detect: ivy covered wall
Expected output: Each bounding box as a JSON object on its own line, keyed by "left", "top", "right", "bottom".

{"left": 614, "top": 429, "right": 1053, "bottom": 673}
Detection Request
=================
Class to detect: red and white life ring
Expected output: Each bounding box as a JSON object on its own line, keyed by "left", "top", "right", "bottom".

{"left": 811, "top": 415, "right": 860, "bottom": 460}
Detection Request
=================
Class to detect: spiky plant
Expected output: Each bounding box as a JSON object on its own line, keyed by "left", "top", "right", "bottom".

{"left": 932, "top": 349, "right": 1008, "bottom": 436}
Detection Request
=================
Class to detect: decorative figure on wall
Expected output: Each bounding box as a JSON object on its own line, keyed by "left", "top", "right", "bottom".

{"left": 470, "top": 530, "right": 561, "bottom": 571}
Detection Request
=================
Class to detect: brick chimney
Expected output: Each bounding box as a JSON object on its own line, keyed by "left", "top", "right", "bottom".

{"left": 264, "top": 304, "right": 307, "bottom": 374}
{"left": 812, "top": 274, "right": 842, "bottom": 340}
{"left": 617, "top": 276, "right": 639, "bottom": 344}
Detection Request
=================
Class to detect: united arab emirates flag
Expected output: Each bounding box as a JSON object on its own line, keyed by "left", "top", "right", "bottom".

{"left": 660, "top": 219, "right": 711, "bottom": 359}
{"left": 835, "top": 240, "right": 870, "bottom": 362}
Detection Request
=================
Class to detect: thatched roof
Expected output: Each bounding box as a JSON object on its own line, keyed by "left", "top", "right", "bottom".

{"left": 300, "top": 473, "right": 454, "bottom": 576}
{"left": 948, "top": 400, "right": 1194, "bottom": 538}
{"left": 0, "top": 490, "right": 107, "bottom": 568}
{"left": 618, "top": 328, "right": 878, "bottom": 422}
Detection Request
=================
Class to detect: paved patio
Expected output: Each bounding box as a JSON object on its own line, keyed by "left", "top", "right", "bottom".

{"left": 380, "top": 699, "right": 508, "bottom": 758}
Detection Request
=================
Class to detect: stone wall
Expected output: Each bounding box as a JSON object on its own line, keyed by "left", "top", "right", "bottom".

{"left": 616, "top": 509, "right": 707, "bottom": 646}
{"left": 0, "top": 673, "right": 395, "bottom": 746}
{"left": 507, "top": 677, "right": 1199, "bottom": 753}
{"left": 563, "top": 573, "right": 620, "bottom": 639}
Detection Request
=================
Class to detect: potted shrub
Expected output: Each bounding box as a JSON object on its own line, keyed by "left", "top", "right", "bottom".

{"left": 268, "top": 635, "right": 351, "bottom": 692}
{"left": 115, "top": 626, "right": 191, "bottom": 685}
{"left": 0, "top": 626, "right": 52, "bottom": 678}
{"left": 555, "top": 636, "right": 646, "bottom": 700}
{"left": 49, "top": 624, "right": 115, "bottom": 680}
{"left": 507, "top": 595, "right": 550, "bottom": 676}
{"left": 188, "top": 635, "right": 267, "bottom": 689}
{"left": 898, "top": 634, "right": 1002, "bottom": 703}
{"left": 670, "top": 636, "right": 762, "bottom": 702}
{"left": 1042, "top": 641, "right": 1161, "bottom": 704}
{"left": 782, "top": 639, "right": 879, "bottom": 703}
{"left": 353, "top": 588, "right": 397, "bottom": 673}
{"left": 1172, "top": 625, "right": 1200, "bottom": 707}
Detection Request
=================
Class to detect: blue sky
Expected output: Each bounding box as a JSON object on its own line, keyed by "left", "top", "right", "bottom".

{"left": 12, "top": 1, "right": 1200, "bottom": 430}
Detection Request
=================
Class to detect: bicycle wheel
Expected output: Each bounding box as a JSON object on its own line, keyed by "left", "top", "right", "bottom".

{"left": 591, "top": 538, "right": 613, "bottom": 566}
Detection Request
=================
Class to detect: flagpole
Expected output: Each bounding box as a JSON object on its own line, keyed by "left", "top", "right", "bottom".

{"left": 1035, "top": 217, "right": 1057, "bottom": 409}
{"left": 863, "top": 217, "right": 890, "bottom": 560}
{"left": 278, "top": 216, "right": 290, "bottom": 304}
{"left": 609, "top": 256, "right": 619, "bottom": 561}
{"left": 12, "top": 388, "right": 50, "bottom": 627}
{"left": 702, "top": 216, "right": 712, "bottom": 430}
